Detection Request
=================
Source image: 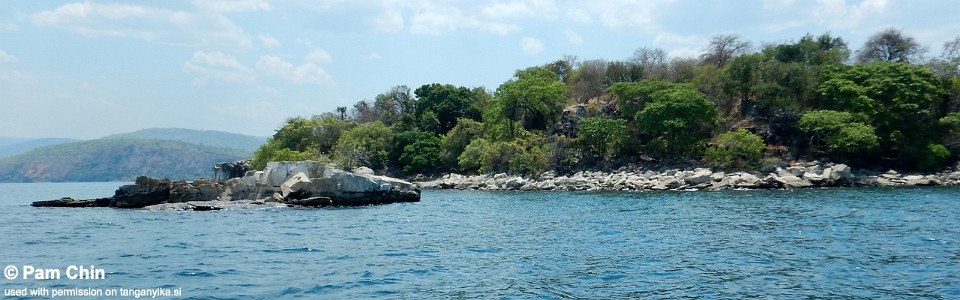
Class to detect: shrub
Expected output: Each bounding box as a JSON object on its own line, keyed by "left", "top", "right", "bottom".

{"left": 705, "top": 129, "right": 765, "bottom": 169}
{"left": 439, "top": 119, "right": 483, "bottom": 170}
{"left": 399, "top": 137, "right": 441, "bottom": 174}
{"left": 578, "top": 117, "right": 630, "bottom": 161}
{"left": 798, "top": 110, "right": 879, "bottom": 158}
{"left": 915, "top": 143, "right": 951, "bottom": 171}
{"left": 332, "top": 122, "right": 393, "bottom": 170}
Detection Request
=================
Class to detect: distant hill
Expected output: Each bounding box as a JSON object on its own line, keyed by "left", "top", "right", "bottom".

{"left": 0, "top": 138, "right": 80, "bottom": 158}
{"left": 104, "top": 128, "right": 267, "bottom": 153}
{"left": 0, "top": 139, "right": 248, "bottom": 182}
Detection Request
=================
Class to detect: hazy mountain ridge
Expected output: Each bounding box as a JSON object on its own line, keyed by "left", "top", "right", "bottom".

{"left": 0, "top": 138, "right": 248, "bottom": 182}
{"left": 0, "top": 128, "right": 265, "bottom": 183}
{"left": 0, "top": 138, "right": 80, "bottom": 158}
{"left": 103, "top": 128, "right": 267, "bottom": 153}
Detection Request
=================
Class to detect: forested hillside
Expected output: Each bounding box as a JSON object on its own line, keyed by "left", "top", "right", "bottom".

{"left": 252, "top": 29, "right": 960, "bottom": 175}
{"left": 104, "top": 128, "right": 267, "bottom": 153}
{"left": 0, "top": 139, "right": 247, "bottom": 182}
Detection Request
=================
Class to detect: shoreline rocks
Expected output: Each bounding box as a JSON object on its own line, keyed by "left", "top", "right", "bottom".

{"left": 416, "top": 162, "right": 960, "bottom": 192}
{"left": 32, "top": 161, "right": 421, "bottom": 209}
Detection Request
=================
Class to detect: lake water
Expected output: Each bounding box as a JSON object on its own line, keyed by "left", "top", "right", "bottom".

{"left": 1, "top": 182, "right": 958, "bottom": 299}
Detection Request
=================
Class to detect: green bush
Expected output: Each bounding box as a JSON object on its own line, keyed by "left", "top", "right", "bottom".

{"left": 798, "top": 110, "right": 879, "bottom": 158}
{"left": 251, "top": 139, "right": 326, "bottom": 170}
{"left": 915, "top": 143, "right": 951, "bottom": 171}
{"left": 399, "top": 136, "right": 441, "bottom": 174}
{"left": 332, "top": 122, "right": 393, "bottom": 171}
{"left": 705, "top": 129, "right": 765, "bottom": 169}
{"left": 634, "top": 83, "right": 718, "bottom": 158}
{"left": 578, "top": 117, "right": 630, "bottom": 161}
{"left": 439, "top": 118, "right": 483, "bottom": 169}
{"left": 457, "top": 134, "right": 547, "bottom": 174}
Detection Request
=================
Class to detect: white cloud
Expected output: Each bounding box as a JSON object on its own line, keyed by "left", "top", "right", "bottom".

{"left": 182, "top": 51, "right": 255, "bottom": 85}
{"left": 811, "top": 0, "right": 888, "bottom": 28}
{"left": 0, "top": 70, "right": 38, "bottom": 84}
{"left": 1, "top": 21, "right": 17, "bottom": 31}
{"left": 520, "top": 37, "right": 545, "bottom": 55}
{"left": 762, "top": 0, "right": 796, "bottom": 10}
{"left": 0, "top": 49, "right": 16, "bottom": 62}
{"left": 653, "top": 33, "right": 707, "bottom": 58}
{"left": 305, "top": 49, "right": 332, "bottom": 63}
{"left": 31, "top": 2, "right": 252, "bottom": 47}
{"left": 363, "top": 52, "right": 383, "bottom": 60}
{"left": 192, "top": 0, "right": 271, "bottom": 13}
{"left": 377, "top": 1, "right": 519, "bottom": 36}
{"left": 291, "top": 63, "right": 334, "bottom": 85}
{"left": 255, "top": 55, "right": 294, "bottom": 78}
{"left": 256, "top": 55, "right": 334, "bottom": 86}
{"left": 373, "top": 10, "right": 404, "bottom": 33}
{"left": 564, "top": 30, "right": 583, "bottom": 45}
{"left": 259, "top": 34, "right": 280, "bottom": 48}
{"left": 296, "top": 39, "right": 333, "bottom": 63}
{"left": 592, "top": 0, "right": 669, "bottom": 33}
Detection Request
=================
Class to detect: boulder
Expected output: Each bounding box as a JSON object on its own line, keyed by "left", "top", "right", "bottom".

{"left": 280, "top": 172, "right": 312, "bottom": 199}
{"left": 354, "top": 166, "right": 375, "bottom": 175}
{"left": 259, "top": 161, "right": 327, "bottom": 187}
{"left": 268, "top": 167, "right": 421, "bottom": 205}
{"left": 775, "top": 174, "right": 812, "bottom": 188}
{"left": 168, "top": 179, "right": 221, "bottom": 203}
{"left": 903, "top": 175, "right": 938, "bottom": 186}
{"left": 684, "top": 169, "right": 714, "bottom": 185}
{"left": 213, "top": 160, "right": 251, "bottom": 183}
{"left": 112, "top": 176, "right": 173, "bottom": 208}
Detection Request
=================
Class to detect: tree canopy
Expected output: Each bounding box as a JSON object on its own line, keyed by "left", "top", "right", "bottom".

{"left": 252, "top": 29, "right": 960, "bottom": 174}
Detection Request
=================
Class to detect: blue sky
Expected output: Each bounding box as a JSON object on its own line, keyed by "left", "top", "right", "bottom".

{"left": 1, "top": 0, "right": 958, "bottom": 139}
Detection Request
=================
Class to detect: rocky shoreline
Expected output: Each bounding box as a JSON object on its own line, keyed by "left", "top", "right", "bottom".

{"left": 416, "top": 161, "right": 960, "bottom": 191}
{"left": 32, "top": 161, "right": 420, "bottom": 210}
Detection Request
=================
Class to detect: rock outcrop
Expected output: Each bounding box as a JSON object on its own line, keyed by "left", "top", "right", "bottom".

{"left": 223, "top": 161, "right": 420, "bottom": 206}
{"left": 213, "top": 160, "right": 251, "bottom": 183}
{"left": 32, "top": 161, "right": 420, "bottom": 209}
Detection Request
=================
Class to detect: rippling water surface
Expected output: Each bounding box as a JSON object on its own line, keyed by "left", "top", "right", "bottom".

{"left": 1, "top": 182, "right": 959, "bottom": 299}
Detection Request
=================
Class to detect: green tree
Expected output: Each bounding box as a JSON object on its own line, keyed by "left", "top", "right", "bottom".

{"left": 493, "top": 66, "right": 567, "bottom": 136}
{"left": 635, "top": 83, "right": 718, "bottom": 158}
{"left": 458, "top": 132, "right": 547, "bottom": 174}
{"left": 250, "top": 115, "right": 352, "bottom": 169}
{"left": 389, "top": 131, "right": 437, "bottom": 168}
{"left": 439, "top": 118, "right": 483, "bottom": 169}
{"left": 797, "top": 110, "right": 879, "bottom": 160}
{"left": 413, "top": 83, "right": 486, "bottom": 134}
{"left": 577, "top": 117, "right": 629, "bottom": 162}
{"left": 705, "top": 129, "right": 765, "bottom": 169}
{"left": 332, "top": 121, "right": 393, "bottom": 171}
{"left": 817, "top": 62, "right": 944, "bottom": 167}
{"left": 373, "top": 86, "right": 416, "bottom": 129}
{"left": 608, "top": 80, "right": 675, "bottom": 122}
{"left": 399, "top": 136, "right": 441, "bottom": 174}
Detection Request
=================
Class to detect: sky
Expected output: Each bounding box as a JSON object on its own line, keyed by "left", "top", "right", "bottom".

{"left": 1, "top": 0, "right": 959, "bottom": 139}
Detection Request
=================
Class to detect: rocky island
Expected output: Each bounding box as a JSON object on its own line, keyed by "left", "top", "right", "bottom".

{"left": 31, "top": 161, "right": 420, "bottom": 210}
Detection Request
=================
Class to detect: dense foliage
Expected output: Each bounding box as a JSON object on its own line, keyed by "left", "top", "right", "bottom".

{"left": 254, "top": 29, "right": 960, "bottom": 175}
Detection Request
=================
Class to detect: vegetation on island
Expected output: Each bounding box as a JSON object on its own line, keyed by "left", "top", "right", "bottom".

{"left": 252, "top": 29, "right": 960, "bottom": 176}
